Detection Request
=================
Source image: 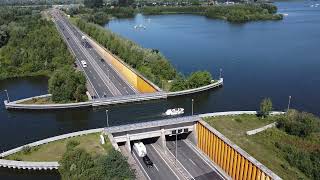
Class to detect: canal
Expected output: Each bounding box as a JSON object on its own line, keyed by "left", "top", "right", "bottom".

{"left": 0, "top": 1, "right": 319, "bottom": 179}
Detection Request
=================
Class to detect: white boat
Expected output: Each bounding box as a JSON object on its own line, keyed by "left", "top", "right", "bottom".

{"left": 283, "top": 13, "right": 289, "bottom": 16}
{"left": 165, "top": 108, "right": 184, "bottom": 116}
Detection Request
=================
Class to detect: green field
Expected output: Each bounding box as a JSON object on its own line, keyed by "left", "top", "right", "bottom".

{"left": 6, "top": 133, "right": 112, "bottom": 162}
{"left": 203, "top": 114, "right": 312, "bottom": 180}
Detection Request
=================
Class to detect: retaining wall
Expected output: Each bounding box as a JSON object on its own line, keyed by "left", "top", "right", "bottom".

{"left": 196, "top": 121, "right": 281, "bottom": 180}
{"left": 167, "top": 78, "right": 223, "bottom": 97}
{"left": 0, "top": 128, "right": 104, "bottom": 170}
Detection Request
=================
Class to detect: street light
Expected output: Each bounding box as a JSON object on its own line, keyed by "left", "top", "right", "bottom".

{"left": 287, "top": 96, "right": 292, "bottom": 112}
{"left": 191, "top": 99, "right": 194, "bottom": 116}
{"left": 219, "top": 68, "right": 223, "bottom": 79}
{"left": 4, "top": 90, "right": 10, "bottom": 102}
{"left": 105, "top": 110, "right": 109, "bottom": 127}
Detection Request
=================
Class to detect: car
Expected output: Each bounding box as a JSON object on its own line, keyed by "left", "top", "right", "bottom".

{"left": 81, "top": 60, "right": 87, "bottom": 68}
{"left": 101, "top": 58, "right": 105, "bottom": 62}
{"left": 142, "top": 155, "right": 153, "bottom": 168}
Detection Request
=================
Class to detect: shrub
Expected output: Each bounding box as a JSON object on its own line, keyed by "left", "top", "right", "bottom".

{"left": 259, "top": 98, "right": 273, "bottom": 117}
{"left": 277, "top": 110, "right": 319, "bottom": 137}
{"left": 66, "top": 140, "right": 80, "bottom": 151}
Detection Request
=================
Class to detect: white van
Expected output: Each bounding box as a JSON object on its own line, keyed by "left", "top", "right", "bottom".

{"left": 81, "top": 60, "right": 87, "bottom": 68}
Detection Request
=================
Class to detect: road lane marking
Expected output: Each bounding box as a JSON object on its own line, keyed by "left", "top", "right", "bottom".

{"left": 154, "top": 164, "right": 159, "bottom": 172}
{"left": 132, "top": 152, "right": 151, "bottom": 180}
{"left": 150, "top": 144, "right": 181, "bottom": 180}
{"left": 189, "top": 159, "right": 196, "bottom": 166}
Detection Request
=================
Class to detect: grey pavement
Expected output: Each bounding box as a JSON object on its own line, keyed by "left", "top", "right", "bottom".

{"left": 166, "top": 140, "right": 223, "bottom": 180}
{"left": 51, "top": 10, "right": 136, "bottom": 99}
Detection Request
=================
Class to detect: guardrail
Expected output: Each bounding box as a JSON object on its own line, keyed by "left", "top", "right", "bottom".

{"left": 167, "top": 78, "right": 223, "bottom": 97}
{"left": 0, "top": 160, "right": 59, "bottom": 170}
{"left": 92, "top": 92, "right": 167, "bottom": 106}
{"left": 4, "top": 79, "right": 223, "bottom": 110}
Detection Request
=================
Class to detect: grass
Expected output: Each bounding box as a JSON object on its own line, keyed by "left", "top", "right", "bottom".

{"left": 203, "top": 115, "right": 311, "bottom": 180}
{"left": 6, "top": 133, "right": 113, "bottom": 162}
{"left": 18, "top": 96, "right": 54, "bottom": 104}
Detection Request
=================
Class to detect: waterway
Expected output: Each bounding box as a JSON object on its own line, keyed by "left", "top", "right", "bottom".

{"left": 0, "top": 1, "right": 319, "bottom": 179}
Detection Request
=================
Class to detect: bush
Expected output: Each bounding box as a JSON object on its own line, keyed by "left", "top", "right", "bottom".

{"left": 259, "top": 98, "right": 272, "bottom": 117}
{"left": 59, "top": 148, "right": 135, "bottom": 180}
{"left": 277, "top": 110, "right": 319, "bottom": 137}
{"left": 66, "top": 140, "right": 80, "bottom": 151}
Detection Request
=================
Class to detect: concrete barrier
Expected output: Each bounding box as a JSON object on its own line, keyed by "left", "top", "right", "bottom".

{"left": 199, "top": 111, "right": 285, "bottom": 118}
{"left": 167, "top": 78, "right": 223, "bottom": 97}
{"left": 0, "top": 160, "right": 59, "bottom": 170}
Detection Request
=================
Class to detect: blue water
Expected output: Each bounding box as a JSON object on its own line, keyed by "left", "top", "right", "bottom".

{"left": 0, "top": 1, "right": 319, "bottom": 179}
{"left": 106, "top": 1, "right": 320, "bottom": 115}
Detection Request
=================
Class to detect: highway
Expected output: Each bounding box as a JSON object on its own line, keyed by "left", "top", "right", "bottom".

{"left": 132, "top": 143, "right": 181, "bottom": 180}
{"left": 167, "top": 140, "right": 223, "bottom": 180}
{"left": 51, "top": 10, "right": 136, "bottom": 99}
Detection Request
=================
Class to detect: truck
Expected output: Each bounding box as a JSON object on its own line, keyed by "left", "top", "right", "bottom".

{"left": 133, "top": 142, "right": 147, "bottom": 157}
{"left": 81, "top": 35, "right": 86, "bottom": 41}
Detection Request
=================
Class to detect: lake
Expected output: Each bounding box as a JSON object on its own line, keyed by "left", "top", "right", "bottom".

{"left": 0, "top": 1, "right": 319, "bottom": 179}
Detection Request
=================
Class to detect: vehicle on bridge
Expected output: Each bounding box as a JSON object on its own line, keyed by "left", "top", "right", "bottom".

{"left": 81, "top": 60, "right": 87, "bottom": 68}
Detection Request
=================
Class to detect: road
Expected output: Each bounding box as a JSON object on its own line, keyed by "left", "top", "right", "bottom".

{"left": 132, "top": 144, "right": 181, "bottom": 180}
{"left": 167, "top": 140, "right": 223, "bottom": 180}
{"left": 51, "top": 10, "right": 136, "bottom": 99}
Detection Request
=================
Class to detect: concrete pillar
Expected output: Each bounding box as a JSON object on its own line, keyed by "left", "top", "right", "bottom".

{"left": 160, "top": 128, "right": 167, "bottom": 154}
{"left": 188, "top": 123, "right": 198, "bottom": 145}
{"left": 126, "top": 134, "right": 131, "bottom": 152}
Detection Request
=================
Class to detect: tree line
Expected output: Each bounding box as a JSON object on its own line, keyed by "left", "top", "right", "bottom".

{"left": 74, "top": 18, "right": 213, "bottom": 91}
{"left": 141, "top": 3, "right": 282, "bottom": 23}
{"left": 0, "top": 7, "right": 87, "bottom": 103}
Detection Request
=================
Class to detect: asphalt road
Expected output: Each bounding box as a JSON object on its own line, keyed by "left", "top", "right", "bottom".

{"left": 132, "top": 144, "right": 180, "bottom": 180}
{"left": 167, "top": 140, "right": 223, "bottom": 180}
{"left": 51, "top": 10, "right": 136, "bottom": 99}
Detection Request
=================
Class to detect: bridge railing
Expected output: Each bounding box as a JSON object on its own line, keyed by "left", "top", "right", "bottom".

{"left": 196, "top": 120, "right": 282, "bottom": 180}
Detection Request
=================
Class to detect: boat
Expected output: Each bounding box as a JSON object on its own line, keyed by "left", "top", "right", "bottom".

{"left": 164, "top": 108, "right": 184, "bottom": 116}
{"left": 283, "top": 13, "right": 289, "bottom": 16}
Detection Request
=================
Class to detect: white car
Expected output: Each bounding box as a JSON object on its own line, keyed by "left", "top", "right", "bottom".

{"left": 81, "top": 60, "right": 87, "bottom": 68}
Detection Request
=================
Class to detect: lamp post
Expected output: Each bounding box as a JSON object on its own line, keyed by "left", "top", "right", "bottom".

{"left": 219, "top": 68, "right": 223, "bottom": 79}
{"left": 105, "top": 110, "right": 109, "bottom": 127}
{"left": 4, "top": 90, "right": 10, "bottom": 102}
{"left": 287, "top": 96, "right": 291, "bottom": 112}
{"left": 191, "top": 99, "right": 194, "bottom": 116}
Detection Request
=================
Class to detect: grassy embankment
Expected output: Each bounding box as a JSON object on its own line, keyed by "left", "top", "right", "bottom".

{"left": 203, "top": 114, "right": 318, "bottom": 180}
{"left": 6, "top": 133, "right": 112, "bottom": 161}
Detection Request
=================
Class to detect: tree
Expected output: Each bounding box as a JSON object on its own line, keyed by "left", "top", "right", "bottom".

{"left": 84, "top": 0, "right": 103, "bottom": 8}
{"left": 48, "top": 66, "right": 87, "bottom": 103}
{"left": 187, "top": 71, "right": 212, "bottom": 89}
{"left": 259, "top": 98, "right": 272, "bottom": 117}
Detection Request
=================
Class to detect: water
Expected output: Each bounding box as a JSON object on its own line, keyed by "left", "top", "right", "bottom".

{"left": 106, "top": 1, "right": 320, "bottom": 114}
{"left": 0, "top": 1, "right": 319, "bottom": 179}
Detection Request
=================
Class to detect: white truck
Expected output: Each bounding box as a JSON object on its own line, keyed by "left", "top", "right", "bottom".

{"left": 81, "top": 35, "right": 86, "bottom": 41}
{"left": 133, "top": 142, "right": 147, "bottom": 157}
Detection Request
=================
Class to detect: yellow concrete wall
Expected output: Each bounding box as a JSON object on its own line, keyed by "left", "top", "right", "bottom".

{"left": 196, "top": 122, "right": 273, "bottom": 180}
{"left": 88, "top": 38, "right": 157, "bottom": 93}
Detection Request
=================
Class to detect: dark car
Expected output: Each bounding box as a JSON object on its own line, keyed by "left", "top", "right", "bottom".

{"left": 101, "top": 58, "right": 105, "bottom": 62}
{"left": 143, "top": 155, "right": 153, "bottom": 168}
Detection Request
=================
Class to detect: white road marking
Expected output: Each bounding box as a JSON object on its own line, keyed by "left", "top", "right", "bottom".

{"left": 154, "top": 164, "right": 159, "bottom": 172}
{"left": 132, "top": 152, "right": 151, "bottom": 180}
{"left": 189, "top": 159, "right": 196, "bottom": 166}
{"left": 150, "top": 144, "right": 181, "bottom": 180}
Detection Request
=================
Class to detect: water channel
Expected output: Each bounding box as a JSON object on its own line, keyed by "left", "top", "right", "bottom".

{"left": 0, "top": 1, "right": 319, "bottom": 179}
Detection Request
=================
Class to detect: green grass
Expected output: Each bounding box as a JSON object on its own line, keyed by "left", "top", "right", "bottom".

{"left": 17, "top": 96, "right": 54, "bottom": 104}
{"left": 203, "top": 115, "right": 311, "bottom": 180}
{"left": 6, "top": 133, "right": 113, "bottom": 162}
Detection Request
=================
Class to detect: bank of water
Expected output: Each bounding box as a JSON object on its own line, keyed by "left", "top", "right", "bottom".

{"left": 0, "top": 1, "right": 319, "bottom": 179}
